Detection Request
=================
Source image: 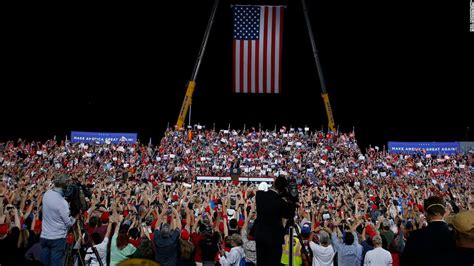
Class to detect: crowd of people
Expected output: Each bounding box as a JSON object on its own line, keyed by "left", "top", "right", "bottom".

{"left": 0, "top": 127, "right": 473, "bottom": 266}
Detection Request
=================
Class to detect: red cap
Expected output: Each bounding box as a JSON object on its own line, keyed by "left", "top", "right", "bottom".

{"left": 172, "top": 195, "right": 179, "bottom": 202}
{"left": 181, "top": 229, "right": 190, "bottom": 241}
{"left": 100, "top": 212, "right": 110, "bottom": 223}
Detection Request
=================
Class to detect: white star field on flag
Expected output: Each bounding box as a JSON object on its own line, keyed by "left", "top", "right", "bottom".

{"left": 233, "top": 6, "right": 260, "bottom": 40}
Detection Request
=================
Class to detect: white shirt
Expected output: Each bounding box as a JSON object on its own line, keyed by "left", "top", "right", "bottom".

{"left": 309, "top": 242, "right": 335, "bottom": 266}
{"left": 85, "top": 238, "right": 109, "bottom": 266}
{"left": 219, "top": 246, "right": 245, "bottom": 266}
{"left": 363, "top": 247, "right": 392, "bottom": 266}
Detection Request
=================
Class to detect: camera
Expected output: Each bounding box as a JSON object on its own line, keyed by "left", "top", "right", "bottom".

{"left": 287, "top": 178, "right": 299, "bottom": 203}
{"left": 64, "top": 180, "right": 92, "bottom": 217}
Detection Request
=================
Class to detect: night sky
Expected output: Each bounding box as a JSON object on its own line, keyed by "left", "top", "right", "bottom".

{"left": 2, "top": 1, "right": 473, "bottom": 149}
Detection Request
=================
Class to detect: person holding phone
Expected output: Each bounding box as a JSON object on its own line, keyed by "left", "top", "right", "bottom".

{"left": 154, "top": 206, "right": 180, "bottom": 266}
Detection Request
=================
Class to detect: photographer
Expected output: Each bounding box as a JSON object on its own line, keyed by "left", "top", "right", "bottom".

{"left": 40, "top": 174, "right": 79, "bottom": 266}
{"left": 254, "top": 177, "right": 292, "bottom": 266}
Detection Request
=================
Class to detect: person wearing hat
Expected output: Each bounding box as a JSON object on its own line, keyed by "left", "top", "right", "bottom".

{"left": 40, "top": 174, "right": 78, "bottom": 266}
{"left": 253, "top": 176, "right": 292, "bottom": 266}
{"left": 401, "top": 196, "right": 456, "bottom": 266}
{"left": 446, "top": 210, "right": 474, "bottom": 265}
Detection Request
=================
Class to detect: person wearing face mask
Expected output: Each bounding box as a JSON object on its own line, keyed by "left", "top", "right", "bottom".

{"left": 401, "top": 196, "right": 456, "bottom": 266}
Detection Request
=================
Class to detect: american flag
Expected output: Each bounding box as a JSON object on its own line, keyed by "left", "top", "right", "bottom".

{"left": 233, "top": 5, "right": 284, "bottom": 93}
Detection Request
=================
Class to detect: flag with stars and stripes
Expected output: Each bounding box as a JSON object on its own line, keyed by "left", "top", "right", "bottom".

{"left": 232, "top": 5, "right": 284, "bottom": 94}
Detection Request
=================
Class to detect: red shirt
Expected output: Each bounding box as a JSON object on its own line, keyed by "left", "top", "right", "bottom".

{"left": 129, "top": 238, "right": 141, "bottom": 248}
{"left": 191, "top": 232, "right": 204, "bottom": 262}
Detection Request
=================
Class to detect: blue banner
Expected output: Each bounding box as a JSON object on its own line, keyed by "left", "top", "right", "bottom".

{"left": 388, "top": 142, "right": 460, "bottom": 154}
{"left": 71, "top": 131, "right": 137, "bottom": 144}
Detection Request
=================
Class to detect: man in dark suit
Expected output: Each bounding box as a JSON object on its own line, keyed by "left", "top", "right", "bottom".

{"left": 401, "top": 196, "right": 456, "bottom": 266}
{"left": 254, "top": 176, "right": 291, "bottom": 266}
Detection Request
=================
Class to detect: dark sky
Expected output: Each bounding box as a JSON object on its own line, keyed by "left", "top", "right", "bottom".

{"left": 2, "top": 1, "right": 473, "bottom": 149}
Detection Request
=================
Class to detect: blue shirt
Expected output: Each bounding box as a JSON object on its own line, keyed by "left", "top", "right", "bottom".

{"left": 40, "top": 189, "right": 76, "bottom": 239}
{"left": 331, "top": 232, "right": 363, "bottom": 266}
{"left": 154, "top": 229, "right": 180, "bottom": 266}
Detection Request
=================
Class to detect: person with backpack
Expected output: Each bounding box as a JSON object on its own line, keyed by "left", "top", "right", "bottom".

{"left": 218, "top": 233, "right": 245, "bottom": 266}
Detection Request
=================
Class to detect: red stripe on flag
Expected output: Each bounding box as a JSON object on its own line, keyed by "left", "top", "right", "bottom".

{"left": 278, "top": 7, "right": 284, "bottom": 93}
{"left": 232, "top": 41, "right": 236, "bottom": 93}
{"left": 262, "top": 6, "right": 268, "bottom": 94}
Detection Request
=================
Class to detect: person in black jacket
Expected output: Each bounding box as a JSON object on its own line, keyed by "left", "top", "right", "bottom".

{"left": 254, "top": 176, "right": 291, "bottom": 266}
{"left": 401, "top": 196, "right": 456, "bottom": 266}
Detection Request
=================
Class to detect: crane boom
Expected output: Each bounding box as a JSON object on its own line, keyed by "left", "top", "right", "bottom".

{"left": 301, "top": 0, "right": 336, "bottom": 132}
{"left": 176, "top": 0, "right": 220, "bottom": 129}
